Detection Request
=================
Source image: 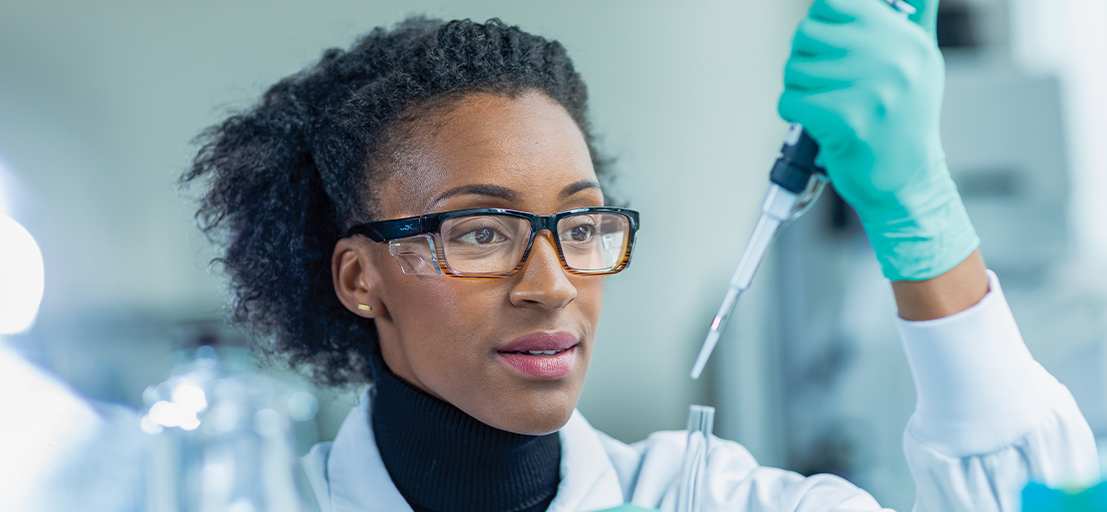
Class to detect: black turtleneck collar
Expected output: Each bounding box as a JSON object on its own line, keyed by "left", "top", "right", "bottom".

{"left": 368, "top": 352, "right": 562, "bottom": 512}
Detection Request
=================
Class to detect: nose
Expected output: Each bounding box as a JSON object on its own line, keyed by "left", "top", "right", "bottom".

{"left": 509, "top": 230, "right": 576, "bottom": 310}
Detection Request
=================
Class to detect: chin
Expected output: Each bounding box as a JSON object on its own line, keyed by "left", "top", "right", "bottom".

{"left": 503, "top": 409, "right": 575, "bottom": 436}
{"left": 490, "top": 393, "right": 579, "bottom": 436}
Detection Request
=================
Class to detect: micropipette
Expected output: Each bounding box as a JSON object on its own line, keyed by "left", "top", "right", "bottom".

{"left": 690, "top": 0, "right": 917, "bottom": 380}
{"left": 689, "top": 125, "right": 826, "bottom": 380}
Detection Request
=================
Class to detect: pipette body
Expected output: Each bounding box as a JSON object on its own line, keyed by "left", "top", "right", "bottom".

{"left": 690, "top": 126, "right": 824, "bottom": 379}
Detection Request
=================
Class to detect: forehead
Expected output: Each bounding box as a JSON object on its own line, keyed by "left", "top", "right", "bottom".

{"left": 377, "top": 91, "right": 599, "bottom": 218}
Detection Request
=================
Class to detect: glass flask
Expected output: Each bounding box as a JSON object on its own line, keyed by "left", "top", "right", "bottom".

{"left": 140, "top": 322, "right": 318, "bottom": 512}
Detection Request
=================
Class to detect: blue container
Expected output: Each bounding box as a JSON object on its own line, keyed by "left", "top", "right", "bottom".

{"left": 1022, "top": 482, "right": 1107, "bottom": 512}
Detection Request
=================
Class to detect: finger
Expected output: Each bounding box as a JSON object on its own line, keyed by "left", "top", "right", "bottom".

{"left": 905, "top": 0, "right": 939, "bottom": 34}
{"left": 814, "top": 0, "right": 914, "bottom": 28}
{"left": 783, "top": 55, "right": 855, "bottom": 92}
{"left": 790, "top": 18, "right": 853, "bottom": 58}
{"left": 777, "top": 88, "right": 855, "bottom": 143}
{"left": 808, "top": 0, "right": 860, "bottom": 24}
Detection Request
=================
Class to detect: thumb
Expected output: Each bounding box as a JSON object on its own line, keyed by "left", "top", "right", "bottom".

{"left": 906, "top": 0, "right": 939, "bottom": 35}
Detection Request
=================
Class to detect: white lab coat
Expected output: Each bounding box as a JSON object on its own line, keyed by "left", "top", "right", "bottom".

{"left": 300, "top": 272, "right": 1100, "bottom": 512}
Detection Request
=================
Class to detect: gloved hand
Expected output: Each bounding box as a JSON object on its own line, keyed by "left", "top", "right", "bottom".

{"left": 778, "top": 0, "right": 979, "bottom": 281}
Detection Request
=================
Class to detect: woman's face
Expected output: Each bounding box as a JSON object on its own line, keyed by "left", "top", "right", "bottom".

{"left": 334, "top": 91, "right": 605, "bottom": 435}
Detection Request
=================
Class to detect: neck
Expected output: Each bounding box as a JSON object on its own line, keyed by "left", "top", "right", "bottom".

{"left": 369, "top": 353, "right": 561, "bottom": 512}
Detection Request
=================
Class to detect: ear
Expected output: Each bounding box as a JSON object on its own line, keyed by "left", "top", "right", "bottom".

{"left": 332, "top": 237, "right": 385, "bottom": 318}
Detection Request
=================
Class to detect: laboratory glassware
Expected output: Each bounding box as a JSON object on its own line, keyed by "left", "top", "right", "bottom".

{"left": 140, "top": 323, "right": 318, "bottom": 512}
{"left": 675, "top": 405, "right": 715, "bottom": 512}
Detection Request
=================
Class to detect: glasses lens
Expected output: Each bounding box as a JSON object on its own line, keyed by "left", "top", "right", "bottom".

{"left": 440, "top": 215, "right": 531, "bottom": 274}
{"left": 558, "top": 212, "right": 630, "bottom": 271}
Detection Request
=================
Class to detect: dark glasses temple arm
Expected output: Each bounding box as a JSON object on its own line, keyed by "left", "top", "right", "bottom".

{"left": 346, "top": 217, "right": 425, "bottom": 242}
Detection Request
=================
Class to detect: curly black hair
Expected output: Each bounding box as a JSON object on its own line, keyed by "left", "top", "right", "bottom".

{"left": 182, "top": 17, "right": 610, "bottom": 387}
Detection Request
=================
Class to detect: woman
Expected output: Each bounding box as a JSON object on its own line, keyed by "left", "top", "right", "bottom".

{"left": 184, "top": 4, "right": 1097, "bottom": 512}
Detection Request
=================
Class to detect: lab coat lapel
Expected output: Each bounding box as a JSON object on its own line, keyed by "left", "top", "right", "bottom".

{"left": 326, "top": 393, "right": 624, "bottom": 512}
{"left": 549, "top": 410, "right": 625, "bottom": 512}
{"left": 327, "top": 391, "right": 412, "bottom": 512}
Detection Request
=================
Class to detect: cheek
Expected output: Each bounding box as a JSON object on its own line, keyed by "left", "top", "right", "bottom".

{"left": 388, "top": 275, "right": 605, "bottom": 348}
{"left": 385, "top": 276, "right": 507, "bottom": 380}
{"left": 573, "top": 277, "right": 605, "bottom": 330}
{"left": 392, "top": 277, "right": 503, "bottom": 342}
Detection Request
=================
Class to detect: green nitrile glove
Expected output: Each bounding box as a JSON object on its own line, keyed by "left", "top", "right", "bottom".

{"left": 778, "top": 0, "right": 980, "bottom": 281}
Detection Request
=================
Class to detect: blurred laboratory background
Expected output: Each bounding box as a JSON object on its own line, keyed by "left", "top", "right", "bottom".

{"left": 1, "top": 0, "right": 1105, "bottom": 510}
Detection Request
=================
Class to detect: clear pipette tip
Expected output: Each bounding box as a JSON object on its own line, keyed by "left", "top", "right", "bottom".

{"left": 689, "top": 194, "right": 787, "bottom": 380}
{"left": 690, "top": 286, "right": 742, "bottom": 379}
{"left": 690, "top": 328, "right": 720, "bottom": 380}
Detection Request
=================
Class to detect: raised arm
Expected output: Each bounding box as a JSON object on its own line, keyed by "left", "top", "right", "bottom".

{"left": 778, "top": 0, "right": 1099, "bottom": 510}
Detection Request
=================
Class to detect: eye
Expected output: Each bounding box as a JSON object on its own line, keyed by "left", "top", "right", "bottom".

{"left": 562, "top": 223, "right": 596, "bottom": 243}
{"left": 456, "top": 226, "right": 508, "bottom": 246}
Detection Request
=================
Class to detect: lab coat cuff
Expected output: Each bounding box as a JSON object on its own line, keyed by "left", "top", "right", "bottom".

{"left": 897, "top": 270, "right": 1068, "bottom": 457}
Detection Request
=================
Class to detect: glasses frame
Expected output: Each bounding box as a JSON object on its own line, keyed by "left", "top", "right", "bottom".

{"left": 345, "top": 207, "right": 640, "bottom": 278}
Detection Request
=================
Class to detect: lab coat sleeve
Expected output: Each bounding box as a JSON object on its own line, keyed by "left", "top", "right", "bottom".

{"left": 897, "top": 270, "right": 1100, "bottom": 512}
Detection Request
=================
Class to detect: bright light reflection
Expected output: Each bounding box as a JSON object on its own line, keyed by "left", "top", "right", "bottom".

{"left": 140, "top": 415, "right": 164, "bottom": 435}
{"left": 172, "top": 384, "right": 208, "bottom": 412}
{"left": 0, "top": 215, "right": 45, "bottom": 335}
{"left": 288, "top": 391, "right": 318, "bottom": 422}
{"left": 147, "top": 384, "right": 208, "bottom": 431}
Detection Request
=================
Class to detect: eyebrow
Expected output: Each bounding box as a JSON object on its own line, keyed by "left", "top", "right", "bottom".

{"left": 560, "top": 180, "right": 602, "bottom": 198}
{"left": 427, "top": 180, "right": 602, "bottom": 210}
{"left": 428, "top": 184, "right": 521, "bottom": 210}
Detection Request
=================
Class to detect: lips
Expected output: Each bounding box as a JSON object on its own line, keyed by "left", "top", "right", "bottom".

{"left": 499, "top": 332, "right": 579, "bottom": 353}
{"left": 496, "top": 332, "right": 579, "bottom": 379}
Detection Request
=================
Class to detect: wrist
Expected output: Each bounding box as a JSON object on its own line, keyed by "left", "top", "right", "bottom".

{"left": 858, "top": 170, "right": 980, "bottom": 281}
{"left": 892, "top": 250, "right": 989, "bottom": 321}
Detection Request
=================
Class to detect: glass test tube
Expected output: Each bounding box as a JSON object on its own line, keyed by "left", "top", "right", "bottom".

{"left": 675, "top": 405, "right": 715, "bottom": 512}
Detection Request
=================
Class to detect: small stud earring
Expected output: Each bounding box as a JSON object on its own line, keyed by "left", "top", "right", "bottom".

{"left": 357, "top": 304, "right": 373, "bottom": 312}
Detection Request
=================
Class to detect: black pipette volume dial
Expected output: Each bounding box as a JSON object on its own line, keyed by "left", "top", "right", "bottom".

{"left": 769, "top": 128, "right": 826, "bottom": 194}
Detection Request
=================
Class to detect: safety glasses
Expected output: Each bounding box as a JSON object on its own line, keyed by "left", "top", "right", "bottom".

{"left": 345, "top": 207, "right": 639, "bottom": 278}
